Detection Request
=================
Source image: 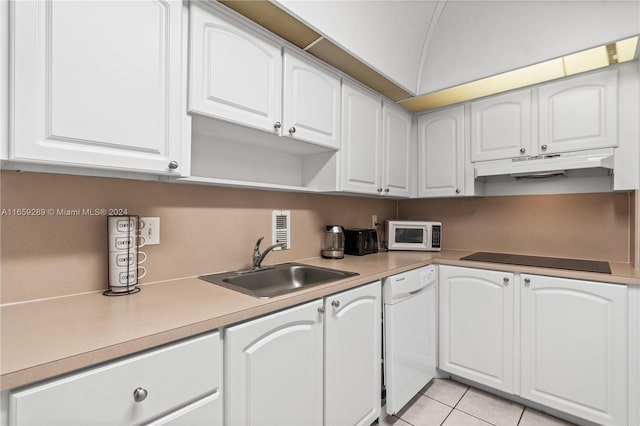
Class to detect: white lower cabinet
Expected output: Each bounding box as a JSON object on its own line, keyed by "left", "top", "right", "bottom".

{"left": 226, "top": 282, "right": 381, "bottom": 426}
{"left": 8, "top": 332, "right": 223, "bottom": 426}
{"left": 225, "top": 299, "right": 324, "bottom": 426}
{"left": 439, "top": 265, "right": 629, "bottom": 426}
{"left": 520, "top": 274, "right": 627, "bottom": 426}
{"left": 325, "top": 282, "right": 381, "bottom": 426}
{"left": 438, "top": 266, "right": 515, "bottom": 393}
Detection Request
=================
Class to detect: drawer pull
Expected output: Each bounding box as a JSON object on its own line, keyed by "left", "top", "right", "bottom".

{"left": 133, "top": 387, "right": 148, "bottom": 402}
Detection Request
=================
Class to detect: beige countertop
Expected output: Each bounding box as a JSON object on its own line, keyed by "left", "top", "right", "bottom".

{"left": 3, "top": 250, "right": 640, "bottom": 391}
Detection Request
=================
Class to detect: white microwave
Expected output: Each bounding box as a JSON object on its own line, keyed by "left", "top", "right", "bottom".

{"left": 385, "top": 221, "right": 442, "bottom": 251}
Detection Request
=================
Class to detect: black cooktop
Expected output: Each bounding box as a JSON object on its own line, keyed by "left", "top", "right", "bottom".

{"left": 461, "top": 252, "right": 611, "bottom": 274}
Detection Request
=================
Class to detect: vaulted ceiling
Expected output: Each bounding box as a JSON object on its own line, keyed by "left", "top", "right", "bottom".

{"left": 219, "top": 0, "right": 639, "bottom": 110}
{"left": 273, "top": 0, "right": 640, "bottom": 96}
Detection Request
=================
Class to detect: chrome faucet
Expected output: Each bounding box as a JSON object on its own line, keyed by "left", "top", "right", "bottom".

{"left": 252, "top": 237, "right": 287, "bottom": 271}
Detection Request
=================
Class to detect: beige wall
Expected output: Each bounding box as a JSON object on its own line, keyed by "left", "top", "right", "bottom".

{"left": 0, "top": 171, "right": 397, "bottom": 304}
{"left": 1, "top": 171, "right": 634, "bottom": 304}
{"left": 398, "top": 192, "right": 634, "bottom": 263}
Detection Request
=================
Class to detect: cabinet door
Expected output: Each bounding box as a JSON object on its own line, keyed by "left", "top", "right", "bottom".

{"left": 283, "top": 52, "right": 341, "bottom": 149}
{"left": 340, "top": 81, "right": 382, "bottom": 194}
{"left": 325, "top": 281, "right": 381, "bottom": 426}
{"left": 382, "top": 102, "right": 414, "bottom": 198}
{"left": 538, "top": 69, "right": 618, "bottom": 154}
{"left": 520, "top": 275, "right": 627, "bottom": 426}
{"left": 417, "top": 105, "right": 464, "bottom": 197}
{"left": 11, "top": 0, "right": 184, "bottom": 175}
{"left": 439, "top": 266, "right": 514, "bottom": 393}
{"left": 226, "top": 300, "right": 324, "bottom": 426}
{"left": 471, "top": 89, "right": 531, "bottom": 162}
{"left": 189, "top": 3, "right": 282, "bottom": 134}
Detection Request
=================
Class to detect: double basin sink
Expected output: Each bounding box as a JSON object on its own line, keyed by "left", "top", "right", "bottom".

{"left": 199, "top": 263, "right": 359, "bottom": 299}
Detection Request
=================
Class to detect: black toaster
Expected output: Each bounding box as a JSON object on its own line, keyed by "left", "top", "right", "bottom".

{"left": 344, "top": 228, "right": 378, "bottom": 256}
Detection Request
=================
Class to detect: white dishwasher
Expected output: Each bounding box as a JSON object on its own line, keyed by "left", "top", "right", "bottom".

{"left": 383, "top": 265, "right": 437, "bottom": 415}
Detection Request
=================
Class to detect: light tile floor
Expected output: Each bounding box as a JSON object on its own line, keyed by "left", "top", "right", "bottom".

{"left": 382, "top": 379, "right": 575, "bottom": 426}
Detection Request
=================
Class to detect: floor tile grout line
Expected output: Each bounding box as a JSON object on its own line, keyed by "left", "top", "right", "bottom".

{"left": 404, "top": 379, "right": 569, "bottom": 426}
{"left": 516, "top": 406, "right": 526, "bottom": 425}
{"left": 451, "top": 386, "right": 502, "bottom": 426}
{"left": 454, "top": 406, "right": 499, "bottom": 426}
{"left": 452, "top": 385, "right": 470, "bottom": 409}
{"left": 438, "top": 406, "right": 455, "bottom": 426}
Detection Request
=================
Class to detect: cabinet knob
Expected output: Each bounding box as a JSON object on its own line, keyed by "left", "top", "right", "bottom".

{"left": 524, "top": 278, "right": 531, "bottom": 286}
{"left": 168, "top": 161, "right": 179, "bottom": 170}
{"left": 384, "top": 188, "right": 390, "bottom": 193}
{"left": 133, "top": 387, "right": 148, "bottom": 402}
{"left": 273, "top": 121, "right": 281, "bottom": 129}
{"left": 318, "top": 306, "right": 325, "bottom": 314}
{"left": 377, "top": 188, "right": 383, "bottom": 193}
{"left": 520, "top": 148, "right": 526, "bottom": 154}
{"left": 541, "top": 144, "right": 548, "bottom": 151}
{"left": 455, "top": 188, "right": 461, "bottom": 194}
{"left": 332, "top": 300, "right": 340, "bottom": 308}
{"left": 288, "top": 126, "right": 296, "bottom": 134}
{"left": 503, "top": 277, "right": 509, "bottom": 285}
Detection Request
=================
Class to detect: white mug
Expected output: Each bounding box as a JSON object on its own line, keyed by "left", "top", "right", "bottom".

{"left": 108, "top": 250, "right": 147, "bottom": 268}
{"left": 108, "top": 216, "right": 143, "bottom": 234}
{"left": 109, "top": 266, "right": 147, "bottom": 287}
{"left": 108, "top": 234, "right": 146, "bottom": 252}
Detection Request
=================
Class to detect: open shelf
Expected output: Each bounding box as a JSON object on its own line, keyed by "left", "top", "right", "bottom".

{"left": 186, "top": 116, "right": 339, "bottom": 192}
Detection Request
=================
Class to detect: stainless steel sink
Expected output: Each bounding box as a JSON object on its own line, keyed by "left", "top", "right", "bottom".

{"left": 199, "top": 262, "right": 359, "bottom": 299}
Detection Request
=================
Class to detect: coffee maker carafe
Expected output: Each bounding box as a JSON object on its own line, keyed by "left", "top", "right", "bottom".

{"left": 321, "top": 225, "right": 345, "bottom": 259}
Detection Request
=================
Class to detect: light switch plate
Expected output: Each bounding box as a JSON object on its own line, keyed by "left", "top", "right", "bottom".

{"left": 140, "top": 217, "right": 160, "bottom": 245}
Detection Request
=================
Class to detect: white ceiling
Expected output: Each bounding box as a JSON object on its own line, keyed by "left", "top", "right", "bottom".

{"left": 273, "top": 0, "right": 640, "bottom": 97}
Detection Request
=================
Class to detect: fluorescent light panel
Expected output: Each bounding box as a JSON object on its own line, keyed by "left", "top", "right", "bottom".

{"left": 401, "top": 35, "right": 639, "bottom": 112}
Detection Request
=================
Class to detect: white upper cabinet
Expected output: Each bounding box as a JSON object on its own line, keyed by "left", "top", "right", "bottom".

{"left": 283, "top": 51, "right": 341, "bottom": 149}
{"left": 340, "top": 81, "right": 382, "bottom": 195}
{"left": 471, "top": 89, "right": 532, "bottom": 162}
{"left": 520, "top": 274, "right": 627, "bottom": 426}
{"left": 538, "top": 68, "right": 618, "bottom": 154}
{"left": 189, "top": 3, "right": 282, "bottom": 134}
{"left": 470, "top": 69, "right": 619, "bottom": 164}
{"left": 417, "top": 105, "right": 465, "bottom": 197}
{"left": 340, "top": 82, "right": 413, "bottom": 197}
{"left": 11, "top": 0, "right": 185, "bottom": 175}
{"left": 189, "top": 4, "right": 341, "bottom": 151}
{"left": 382, "top": 102, "right": 414, "bottom": 197}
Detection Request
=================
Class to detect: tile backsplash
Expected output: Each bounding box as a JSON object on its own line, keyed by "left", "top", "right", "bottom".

{"left": 1, "top": 171, "right": 634, "bottom": 304}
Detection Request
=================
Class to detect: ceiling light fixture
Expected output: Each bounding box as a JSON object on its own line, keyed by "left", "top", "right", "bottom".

{"left": 400, "top": 35, "right": 639, "bottom": 112}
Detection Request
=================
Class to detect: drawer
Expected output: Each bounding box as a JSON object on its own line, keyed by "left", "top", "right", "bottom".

{"left": 9, "top": 331, "right": 222, "bottom": 426}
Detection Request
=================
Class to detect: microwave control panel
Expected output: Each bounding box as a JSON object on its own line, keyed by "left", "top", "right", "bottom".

{"left": 432, "top": 226, "right": 441, "bottom": 248}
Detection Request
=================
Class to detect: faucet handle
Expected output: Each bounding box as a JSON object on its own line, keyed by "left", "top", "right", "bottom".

{"left": 254, "top": 237, "right": 264, "bottom": 253}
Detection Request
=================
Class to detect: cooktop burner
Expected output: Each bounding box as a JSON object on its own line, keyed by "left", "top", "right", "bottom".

{"left": 461, "top": 252, "right": 611, "bottom": 274}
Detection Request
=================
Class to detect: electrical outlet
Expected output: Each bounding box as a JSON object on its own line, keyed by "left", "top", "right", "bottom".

{"left": 372, "top": 214, "right": 378, "bottom": 229}
{"left": 140, "top": 217, "right": 160, "bottom": 245}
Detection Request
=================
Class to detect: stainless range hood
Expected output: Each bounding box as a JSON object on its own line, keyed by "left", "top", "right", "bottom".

{"left": 474, "top": 148, "right": 614, "bottom": 180}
